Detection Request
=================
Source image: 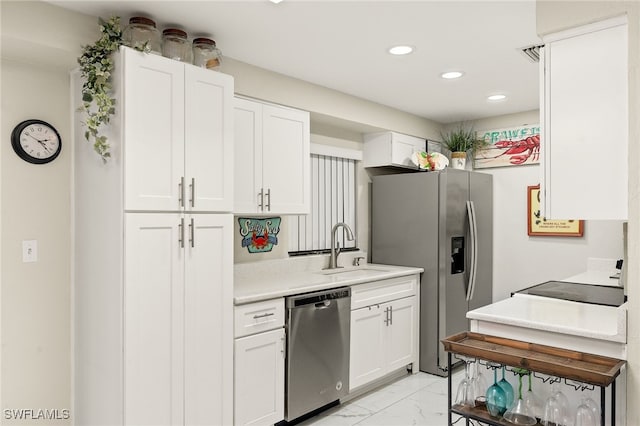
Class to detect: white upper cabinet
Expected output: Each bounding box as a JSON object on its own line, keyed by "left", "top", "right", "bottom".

{"left": 363, "top": 132, "right": 426, "bottom": 168}
{"left": 234, "top": 97, "right": 310, "bottom": 215}
{"left": 541, "top": 17, "right": 628, "bottom": 220}
{"left": 123, "top": 47, "right": 234, "bottom": 213}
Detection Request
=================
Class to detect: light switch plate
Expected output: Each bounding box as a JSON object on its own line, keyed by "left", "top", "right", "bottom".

{"left": 22, "top": 240, "right": 38, "bottom": 263}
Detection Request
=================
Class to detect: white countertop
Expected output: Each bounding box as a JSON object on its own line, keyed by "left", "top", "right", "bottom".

{"left": 467, "top": 293, "right": 627, "bottom": 343}
{"left": 234, "top": 254, "right": 422, "bottom": 304}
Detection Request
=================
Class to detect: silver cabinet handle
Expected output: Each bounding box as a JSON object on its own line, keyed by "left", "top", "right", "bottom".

{"left": 179, "top": 177, "right": 185, "bottom": 208}
{"left": 189, "top": 178, "right": 195, "bottom": 208}
{"left": 266, "top": 188, "right": 271, "bottom": 211}
{"left": 189, "top": 217, "right": 195, "bottom": 248}
{"left": 389, "top": 305, "right": 393, "bottom": 326}
{"left": 178, "top": 218, "right": 185, "bottom": 248}
{"left": 258, "top": 188, "right": 264, "bottom": 211}
{"left": 253, "top": 312, "right": 275, "bottom": 319}
{"left": 384, "top": 307, "right": 389, "bottom": 326}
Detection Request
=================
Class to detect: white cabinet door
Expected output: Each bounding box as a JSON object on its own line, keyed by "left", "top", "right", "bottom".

{"left": 349, "top": 294, "right": 418, "bottom": 391}
{"left": 185, "top": 67, "right": 234, "bottom": 213}
{"left": 184, "top": 214, "right": 233, "bottom": 425}
{"left": 234, "top": 98, "right": 263, "bottom": 214}
{"left": 235, "top": 328, "right": 285, "bottom": 426}
{"left": 386, "top": 296, "right": 417, "bottom": 372}
{"left": 541, "top": 18, "right": 628, "bottom": 220}
{"left": 349, "top": 305, "right": 386, "bottom": 390}
{"left": 390, "top": 133, "right": 424, "bottom": 168}
{"left": 262, "top": 104, "right": 310, "bottom": 214}
{"left": 124, "top": 213, "right": 184, "bottom": 425}
{"left": 124, "top": 213, "right": 233, "bottom": 426}
{"left": 123, "top": 49, "right": 185, "bottom": 212}
{"left": 233, "top": 99, "right": 310, "bottom": 215}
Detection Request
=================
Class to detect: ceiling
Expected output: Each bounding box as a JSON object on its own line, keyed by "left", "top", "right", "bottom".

{"left": 49, "top": 0, "right": 542, "bottom": 124}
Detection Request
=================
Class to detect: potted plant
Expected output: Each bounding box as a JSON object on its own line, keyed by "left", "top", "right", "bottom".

{"left": 440, "top": 123, "right": 486, "bottom": 169}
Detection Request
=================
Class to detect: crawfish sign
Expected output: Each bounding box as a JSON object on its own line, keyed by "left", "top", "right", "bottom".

{"left": 474, "top": 124, "right": 541, "bottom": 169}
{"left": 238, "top": 217, "right": 281, "bottom": 253}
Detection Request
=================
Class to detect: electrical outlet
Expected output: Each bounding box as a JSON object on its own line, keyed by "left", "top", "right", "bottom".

{"left": 22, "top": 240, "right": 38, "bottom": 263}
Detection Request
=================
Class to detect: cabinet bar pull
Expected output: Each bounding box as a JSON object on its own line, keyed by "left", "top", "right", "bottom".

{"left": 179, "top": 177, "right": 185, "bottom": 208}
{"left": 384, "top": 307, "right": 389, "bottom": 326}
{"left": 258, "top": 188, "right": 264, "bottom": 211}
{"left": 189, "top": 218, "right": 195, "bottom": 248}
{"left": 189, "top": 178, "right": 195, "bottom": 208}
{"left": 178, "top": 218, "right": 185, "bottom": 248}
{"left": 253, "top": 312, "right": 275, "bottom": 319}
{"left": 266, "top": 188, "right": 271, "bottom": 211}
{"left": 389, "top": 305, "right": 393, "bottom": 326}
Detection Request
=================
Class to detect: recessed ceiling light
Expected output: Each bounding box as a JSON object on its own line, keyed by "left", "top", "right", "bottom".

{"left": 269, "top": 0, "right": 283, "bottom": 3}
{"left": 487, "top": 94, "right": 507, "bottom": 101}
{"left": 388, "top": 45, "right": 414, "bottom": 55}
{"left": 441, "top": 71, "right": 464, "bottom": 79}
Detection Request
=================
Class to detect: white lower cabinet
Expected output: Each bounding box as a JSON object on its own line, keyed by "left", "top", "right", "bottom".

{"left": 349, "top": 275, "right": 419, "bottom": 391}
{"left": 234, "top": 299, "right": 285, "bottom": 426}
{"left": 124, "top": 213, "right": 233, "bottom": 425}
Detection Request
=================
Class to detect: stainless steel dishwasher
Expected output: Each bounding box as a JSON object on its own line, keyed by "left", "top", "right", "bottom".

{"left": 285, "top": 287, "right": 351, "bottom": 421}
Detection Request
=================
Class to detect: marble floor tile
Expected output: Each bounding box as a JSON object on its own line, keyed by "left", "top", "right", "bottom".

{"left": 357, "top": 393, "right": 449, "bottom": 426}
{"left": 305, "top": 372, "right": 456, "bottom": 426}
{"left": 298, "top": 403, "right": 374, "bottom": 426}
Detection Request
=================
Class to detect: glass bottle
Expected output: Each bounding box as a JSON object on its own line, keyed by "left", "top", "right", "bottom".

{"left": 122, "top": 16, "right": 161, "bottom": 54}
{"left": 162, "top": 28, "right": 192, "bottom": 63}
{"left": 192, "top": 37, "right": 223, "bottom": 70}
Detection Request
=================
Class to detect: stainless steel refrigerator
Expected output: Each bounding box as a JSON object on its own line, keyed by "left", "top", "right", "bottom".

{"left": 371, "top": 169, "right": 492, "bottom": 376}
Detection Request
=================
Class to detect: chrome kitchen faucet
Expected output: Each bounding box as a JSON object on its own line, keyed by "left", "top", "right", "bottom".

{"left": 326, "top": 222, "right": 354, "bottom": 269}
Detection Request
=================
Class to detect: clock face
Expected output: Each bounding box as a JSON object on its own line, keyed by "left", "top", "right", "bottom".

{"left": 11, "top": 119, "right": 62, "bottom": 164}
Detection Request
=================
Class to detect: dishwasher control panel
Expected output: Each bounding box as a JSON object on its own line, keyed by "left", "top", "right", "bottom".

{"left": 287, "top": 287, "right": 351, "bottom": 307}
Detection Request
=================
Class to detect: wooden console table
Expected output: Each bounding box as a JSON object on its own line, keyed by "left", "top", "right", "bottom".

{"left": 441, "top": 332, "right": 626, "bottom": 426}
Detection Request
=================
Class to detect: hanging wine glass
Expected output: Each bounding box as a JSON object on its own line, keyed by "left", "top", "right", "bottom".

{"left": 550, "top": 379, "right": 570, "bottom": 425}
{"left": 498, "top": 366, "right": 515, "bottom": 410}
{"left": 583, "top": 396, "right": 600, "bottom": 423}
{"left": 504, "top": 370, "right": 537, "bottom": 425}
{"left": 486, "top": 365, "right": 507, "bottom": 417}
{"left": 455, "top": 358, "right": 475, "bottom": 407}
{"left": 523, "top": 371, "right": 542, "bottom": 419}
{"left": 472, "top": 360, "right": 488, "bottom": 407}
{"left": 542, "top": 395, "right": 560, "bottom": 426}
{"left": 575, "top": 398, "right": 598, "bottom": 426}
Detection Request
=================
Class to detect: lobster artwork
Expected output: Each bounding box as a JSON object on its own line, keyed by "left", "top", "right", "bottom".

{"left": 492, "top": 134, "right": 540, "bottom": 165}
{"left": 474, "top": 126, "right": 541, "bottom": 168}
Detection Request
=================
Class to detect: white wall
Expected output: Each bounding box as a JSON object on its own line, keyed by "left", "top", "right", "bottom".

{"left": 471, "top": 110, "right": 624, "bottom": 300}
{"left": 536, "top": 2, "right": 640, "bottom": 424}
{"left": 1, "top": 2, "right": 98, "bottom": 423}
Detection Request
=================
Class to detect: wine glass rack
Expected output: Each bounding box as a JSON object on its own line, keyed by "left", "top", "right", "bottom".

{"left": 441, "top": 332, "right": 625, "bottom": 426}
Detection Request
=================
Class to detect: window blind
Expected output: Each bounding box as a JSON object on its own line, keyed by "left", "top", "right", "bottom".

{"left": 289, "top": 154, "right": 357, "bottom": 253}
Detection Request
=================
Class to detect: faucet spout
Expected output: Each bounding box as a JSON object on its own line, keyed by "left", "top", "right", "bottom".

{"left": 326, "top": 222, "right": 355, "bottom": 269}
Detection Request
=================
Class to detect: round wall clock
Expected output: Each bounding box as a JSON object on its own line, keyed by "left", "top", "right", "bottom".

{"left": 11, "top": 119, "right": 62, "bottom": 164}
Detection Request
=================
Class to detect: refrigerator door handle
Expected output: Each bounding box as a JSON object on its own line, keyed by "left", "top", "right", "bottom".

{"left": 466, "top": 200, "right": 479, "bottom": 301}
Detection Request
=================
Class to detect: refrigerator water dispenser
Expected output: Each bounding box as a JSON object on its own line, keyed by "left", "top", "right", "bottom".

{"left": 451, "top": 236, "right": 465, "bottom": 274}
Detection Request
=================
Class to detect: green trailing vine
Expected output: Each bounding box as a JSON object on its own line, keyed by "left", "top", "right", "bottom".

{"left": 78, "top": 16, "right": 149, "bottom": 162}
{"left": 77, "top": 16, "right": 122, "bottom": 162}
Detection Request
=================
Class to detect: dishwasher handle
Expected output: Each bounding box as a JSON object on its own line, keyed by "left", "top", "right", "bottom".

{"left": 315, "top": 300, "right": 331, "bottom": 309}
{"left": 286, "top": 287, "right": 351, "bottom": 309}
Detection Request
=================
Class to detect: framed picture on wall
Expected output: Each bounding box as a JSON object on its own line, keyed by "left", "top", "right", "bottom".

{"left": 527, "top": 185, "right": 584, "bottom": 237}
{"left": 474, "top": 124, "right": 540, "bottom": 169}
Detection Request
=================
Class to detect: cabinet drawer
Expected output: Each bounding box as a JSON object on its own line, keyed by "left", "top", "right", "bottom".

{"left": 235, "top": 298, "right": 285, "bottom": 338}
{"left": 351, "top": 275, "right": 418, "bottom": 310}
